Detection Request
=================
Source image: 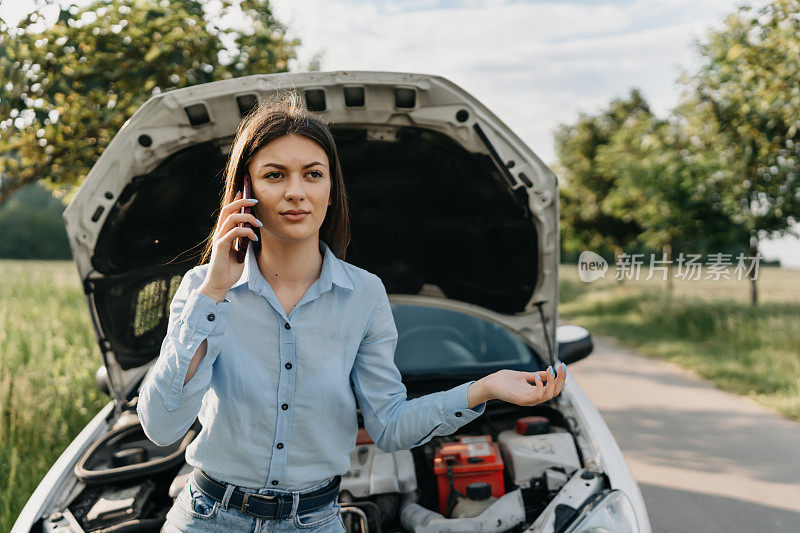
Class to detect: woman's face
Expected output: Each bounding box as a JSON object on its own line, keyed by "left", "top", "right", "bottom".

{"left": 246, "top": 133, "right": 332, "bottom": 245}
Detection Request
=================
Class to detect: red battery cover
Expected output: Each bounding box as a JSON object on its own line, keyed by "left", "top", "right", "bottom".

{"left": 515, "top": 415, "right": 550, "bottom": 435}
{"left": 433, "top": 435, "right": 505, "bottom": 514}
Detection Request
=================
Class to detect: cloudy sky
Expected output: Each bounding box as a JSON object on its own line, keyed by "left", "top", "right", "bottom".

{"left": 3, "top": 0, "right": 799, "bottom": 266}
{"left": 270, "top": 0, "right": 740, "bottom": 165}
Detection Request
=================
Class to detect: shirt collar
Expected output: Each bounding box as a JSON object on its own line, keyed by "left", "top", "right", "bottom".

{"left": 231, "top": 238, "right": 354, "bottom": 293}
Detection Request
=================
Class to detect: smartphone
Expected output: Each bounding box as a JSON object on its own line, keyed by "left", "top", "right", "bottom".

{"left": 234, "top": 172, "right": 255, "bottom": 263}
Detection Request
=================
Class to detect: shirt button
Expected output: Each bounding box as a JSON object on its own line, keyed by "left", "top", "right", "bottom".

{"left": 276, "top": 442, "right": 284, "bottom": 449}
{"left": 271, "top": 480, "right": 278, "bottom": 485}
{"left": 284, "top": 322, "right": 291, "bottom": 330}
{"left": 281, "top": 403, "right": 289, "bottom": 410}
{"left": 207, "top": 313, "right": 215, "bottom": 322}
{"left": 285, "top": 362, "right": 292, "bottom": 370}
{"left": 455, "top": 411, "right": 462, "bottom": 417}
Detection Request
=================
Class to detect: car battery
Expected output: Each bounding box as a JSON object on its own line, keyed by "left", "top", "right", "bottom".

{"left": 433, "top": 435, "right": 505, "bottom": 515}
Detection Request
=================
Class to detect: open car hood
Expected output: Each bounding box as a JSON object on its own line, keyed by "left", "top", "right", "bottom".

{"left": 62, "top": 71, "right": 560, "bottom": 404}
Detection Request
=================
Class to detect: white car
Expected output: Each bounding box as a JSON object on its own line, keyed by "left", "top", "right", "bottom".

{"left": 13, "top": 71, "right": 651, "bottom": 533}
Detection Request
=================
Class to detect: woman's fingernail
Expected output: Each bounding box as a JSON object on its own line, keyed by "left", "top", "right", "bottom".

{"left": 561, "top": 362, "right": 567, "bottom": 373}
{"left": 547, "top": 365, "right": 554, "bottom": 376}
{"left": 256, "top": 219, "right": 263, "bottom": 227}
{"left": 248, "top": 198, "right": 258, "bottom": 203}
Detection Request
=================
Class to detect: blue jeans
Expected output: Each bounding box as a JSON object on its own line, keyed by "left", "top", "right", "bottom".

{"left": 162, "top": 471, "right": 346, "bottom": 532}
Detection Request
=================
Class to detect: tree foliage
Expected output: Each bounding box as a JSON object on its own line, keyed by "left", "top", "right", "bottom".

{"left": 595, "top": 112, "right": 747, "bottom": 254}
{"left": 679, "top": 0, "right": 800, "bottom": 238}
{"left": 676, "top": 0, "right": 800, "bottom": 303}
{"left": 0, "top": 0, "right": 304, "bottom": 206}
{"left": 556, "top": 0, "right": 800, "bottom": 305}
{"left": 554, "top": 88, "right": 651, "bottom": 257}
{"left": 0, "top": 180, "right": 71, "bottom": 259}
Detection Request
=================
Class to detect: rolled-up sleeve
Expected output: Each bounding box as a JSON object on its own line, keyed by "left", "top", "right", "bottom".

{"left": 137, "top": 266, "right": 232, "bottom": 446}
{"left": 349, "top": 276, "right": 486, "bottom": 453}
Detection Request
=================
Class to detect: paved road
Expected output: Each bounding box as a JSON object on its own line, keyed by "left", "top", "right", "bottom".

{"left": 567, "top": 332, "right": 800, "bottom": 533}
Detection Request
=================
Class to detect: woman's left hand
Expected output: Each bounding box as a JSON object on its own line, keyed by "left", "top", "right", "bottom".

{"left": 468, "top": 364, "right": 567, "bottom": 408}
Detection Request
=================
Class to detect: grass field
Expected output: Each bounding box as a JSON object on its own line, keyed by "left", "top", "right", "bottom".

{"left": 0, "top": 259, "right": 798, "bottom": 529}
{"left": 0, "top": 260, "right": 107, "bottom": 531}
{"left": 559, "top": 264, "right": 800, "bottom": 421}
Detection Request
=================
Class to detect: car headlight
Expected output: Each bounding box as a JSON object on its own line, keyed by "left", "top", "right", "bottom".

{"left": 565, "top": 489, "right": 640, "bottom": 533}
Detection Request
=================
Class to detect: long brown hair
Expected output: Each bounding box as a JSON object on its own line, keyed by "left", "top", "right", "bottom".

{"left": 198, "top": 90, "right": 350, "bottom": 265}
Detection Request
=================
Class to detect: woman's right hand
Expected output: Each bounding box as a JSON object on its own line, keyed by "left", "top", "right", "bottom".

{"left": 199, "top": 190, "right": 262, "bottom": 303}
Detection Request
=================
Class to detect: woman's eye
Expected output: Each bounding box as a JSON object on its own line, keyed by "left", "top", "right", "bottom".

{"left": 262, "top": 171, "right": 323, "bottom": 179}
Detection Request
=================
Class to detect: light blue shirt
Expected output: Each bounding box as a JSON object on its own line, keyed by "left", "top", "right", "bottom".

{"left": 137, "top": 238, "right": 486, "bottom": 490}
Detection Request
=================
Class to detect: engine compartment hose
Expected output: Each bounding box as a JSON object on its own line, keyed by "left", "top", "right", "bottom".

{"left": 399, "top": 488, "right": 526, "bottom": 533}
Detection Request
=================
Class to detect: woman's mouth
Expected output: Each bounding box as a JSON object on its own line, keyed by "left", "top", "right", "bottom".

{"left": 280, "top": 210, "right": 309, "bottom": 221}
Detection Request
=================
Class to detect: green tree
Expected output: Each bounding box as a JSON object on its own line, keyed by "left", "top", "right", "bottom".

{"left": 554, "top": 88, "right": 651, "bottom": 269}
{"left": 679, "top": 0, "right": 800, "bottom": 305}
{"left": 0, "top": 0, "right": 304, "bottom": 206}
{"left": 0, "top": 180, "right": 72, "bottom": 259}
{"left": 596, "top": 110, "right": 748, "bottom": 295}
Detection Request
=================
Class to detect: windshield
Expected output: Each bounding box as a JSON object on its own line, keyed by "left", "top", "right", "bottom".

{"left": 390, "top": 303, "right": 540, "bottom": 376}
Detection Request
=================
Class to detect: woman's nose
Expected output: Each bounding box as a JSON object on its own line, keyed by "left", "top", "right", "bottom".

{"left": 284, "top": 174, "right": 306, "bottom": 200}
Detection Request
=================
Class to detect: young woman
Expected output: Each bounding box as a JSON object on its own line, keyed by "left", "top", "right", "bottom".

{"left": 138, "top": 92, "right": 567, "bottom": 532}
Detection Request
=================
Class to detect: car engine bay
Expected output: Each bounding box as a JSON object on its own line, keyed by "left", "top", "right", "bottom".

{"left": 39, "top": 396, "right": 607, "bottom": 533}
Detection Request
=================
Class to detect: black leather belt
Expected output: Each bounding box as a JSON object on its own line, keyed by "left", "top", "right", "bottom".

{"left": 191, "top": 468, "right": 341, "bottom": 520}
